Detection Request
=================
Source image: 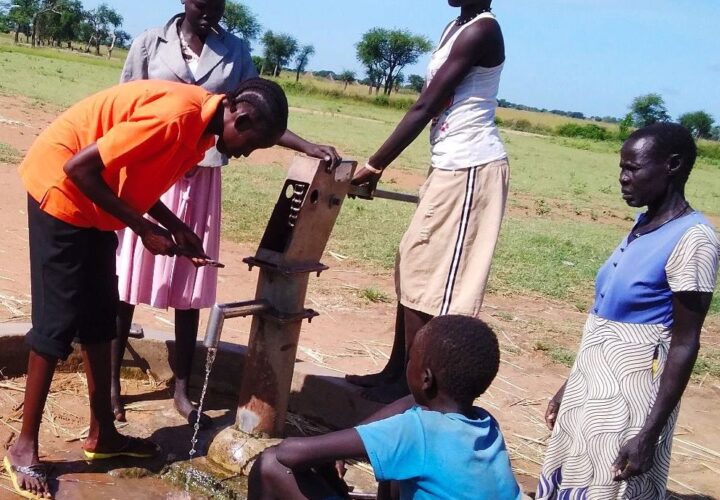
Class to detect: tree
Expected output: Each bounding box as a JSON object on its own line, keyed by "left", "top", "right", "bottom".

{"left": 106, "top": 28, "right": 129, "bottom": 58}
{"left": 39, "top": 0, "right": 83, "bottom": 48}
{"left": 393, "top": 71, "right": 405, "bottom": 93}
{"left": 408, "top": 74, "right": 424, "bottom": 93}
{"left": 678, "top": 111, "right": 715, "bottom": 139}
{"left": 618, "top": 112, "right": 634, "bottom": 141}
{"left": 364, "top": 65, "right": 384, "bottom": 95}
{"left": 251, "top": 55, "right": 263, "bottom": 74}
{"left": 338, "top": 70, "right": 356, "bottom": 90}
{"left": 712, "top": 126, "right": 720, "bottom": 142}
{"left": 261, "top": 30, "right": 298, "bottom": 77}
{"left": 80, "top": 3, "right": 122, "bottom": 56}
{"left": 0, "top": 2, "right": 12, "bottom": 32}
{"left": 629, "top": 93, "right": 670, "bottom": 128}
{"left": 6, "top": 0, "right": 35, "bottom": 43}
{"left": 223, "top": 1, "right": 260, "bottom": 44}
{"left": 356, "top": 28, "right": 432, "bottom": 95}
{"left": 294, "top": 44, "right": 314, "bottom": 82}
{"left": 30, "top": 0, "right": 65, "bottom": 47}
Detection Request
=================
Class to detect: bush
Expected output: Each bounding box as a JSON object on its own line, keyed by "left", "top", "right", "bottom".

{"left": 697, "top": 141, "right": 720, "bottom": 163}
{"left": 500, "top": 118, "right": 552, "bottom": 136}
{"left": 274, "top": 79, "right": 415, "bottom": 112}
{"left": 556, "top": 123, "right": 612, "bottom": 141}
{"left": 373, "top": 94, "right": 390, "bottom": 107}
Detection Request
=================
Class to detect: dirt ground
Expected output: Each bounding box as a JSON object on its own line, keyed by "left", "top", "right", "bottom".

{"left": 1, "top": 94, "right": 719, "bottom": 499}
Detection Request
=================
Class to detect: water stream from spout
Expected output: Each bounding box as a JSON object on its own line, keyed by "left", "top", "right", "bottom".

{"left": 185, "top": 346, "right": 218, "bottom": 491}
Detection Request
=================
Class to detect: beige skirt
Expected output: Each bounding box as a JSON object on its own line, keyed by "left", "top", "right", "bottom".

{"left": 395, "top": 159, "right": 509, "bottom": 317}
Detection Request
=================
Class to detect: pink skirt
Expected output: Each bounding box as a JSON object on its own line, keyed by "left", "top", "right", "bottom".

{"left": 116, "top": 166, "right": 222, "bottom": 310}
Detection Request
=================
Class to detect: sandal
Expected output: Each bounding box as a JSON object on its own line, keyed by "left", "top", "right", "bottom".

{"left": 83, "top": 436, "right": 160, "bottom": 460}
{"left": 3, "top": 456, "right": 50, "bottom": 500}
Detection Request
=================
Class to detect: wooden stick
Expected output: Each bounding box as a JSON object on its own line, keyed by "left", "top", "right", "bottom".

{"left": 513, "top": 434, "right": 547, "bottom": 446}
{"left": 675, "top": 438, "right": 720, "bottom": 460}
{"left": 667, "top": 476, "right": 702, "bottom": 495}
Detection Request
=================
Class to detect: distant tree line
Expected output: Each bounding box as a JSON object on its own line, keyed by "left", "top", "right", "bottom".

{"left": 5, "top": 1, "right": 715, "bottom": 143}
{"left": 0, "top": 0, "right": 264, "bottom": 59}
{"left": 0, "top": 0, "right": 130, "bottom": 57}
{"left": 626, "top": 93, "right": 718, "bottom": 141}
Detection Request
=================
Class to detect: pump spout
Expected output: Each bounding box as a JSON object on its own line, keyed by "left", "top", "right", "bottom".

{"left": 203, "top": 299, "right": 271, "bottom": 349}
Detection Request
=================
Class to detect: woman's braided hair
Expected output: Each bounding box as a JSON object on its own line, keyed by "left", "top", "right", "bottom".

{"left": 224, "top": 77, "right": 288, "bottom": 136}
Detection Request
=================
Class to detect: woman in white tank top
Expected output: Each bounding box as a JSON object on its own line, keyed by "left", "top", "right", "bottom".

{"left": 347, "top": 0, "right": 512, "bottom": 406}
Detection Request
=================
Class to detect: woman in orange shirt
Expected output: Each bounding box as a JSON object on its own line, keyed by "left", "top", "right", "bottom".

{"left": 4, "top": 78, "right": 288, "bottom": 500}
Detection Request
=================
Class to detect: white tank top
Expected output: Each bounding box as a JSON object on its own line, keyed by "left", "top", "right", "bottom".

{"left": 427, "top": 12, "right": 507, "bottom": 170}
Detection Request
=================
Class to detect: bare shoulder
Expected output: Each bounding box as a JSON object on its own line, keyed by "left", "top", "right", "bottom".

{"left": 454, "top": 16, "right": 505, "bottom": 65}
{"left": 464, "top": 16, "right": 503, "bottom": 43}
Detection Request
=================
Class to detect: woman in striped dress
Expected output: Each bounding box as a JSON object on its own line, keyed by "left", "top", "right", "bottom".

{"left": 537, "top": 123, "right": 719, "bottom": 499}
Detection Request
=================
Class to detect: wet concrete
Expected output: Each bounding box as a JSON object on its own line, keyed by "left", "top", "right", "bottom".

{"left": 0, "top": 325, "right": 389, "bottom": 499}
{"left": 0, "top": 368, "right": 240, "bottom": 499}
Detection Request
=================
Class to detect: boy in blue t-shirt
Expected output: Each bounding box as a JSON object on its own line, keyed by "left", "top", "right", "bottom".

{"left": 248, "top": 315, "right": 523, "bottom": 500}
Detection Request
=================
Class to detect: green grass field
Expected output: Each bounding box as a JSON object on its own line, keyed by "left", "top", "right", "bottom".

{"left": 0, "top": 40, "right": 718, "bottom": 372}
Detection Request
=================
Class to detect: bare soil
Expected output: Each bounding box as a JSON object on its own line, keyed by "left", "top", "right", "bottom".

{"left": 0, "top": 94, "right": 718, "bottom": 499}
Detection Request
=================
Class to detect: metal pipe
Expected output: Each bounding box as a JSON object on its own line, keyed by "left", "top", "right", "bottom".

{"left": 203, "top": 299, "right": 270, "bottom": 348}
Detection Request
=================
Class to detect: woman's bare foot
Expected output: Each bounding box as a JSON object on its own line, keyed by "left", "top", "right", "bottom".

{"left": 345, "top": 371, "right": 397, "bottom": 388}
{"left": 83, "top": 432, "right": 159, "bottom": 458}
{"left": 6, "top": 443, "right": 52, "bottom": 498}
{"left": 361, "top": 378, "right": 410, "bottom": 404}
{"left": 110, "top": 395, "right": 126, "bottom": 423}
{"left": 110, "top": 375, "right": 126, "bottom": 422}
{"left": 174, "top": 390, "right": 212, "bottom": 429}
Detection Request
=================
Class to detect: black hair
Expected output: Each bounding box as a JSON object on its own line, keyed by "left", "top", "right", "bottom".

{"left": 225, "top": 78, "right": 288, "bottom": 137}
{"left": 627, "top": 122, "right": 697, "bottom": 182}
{"left": 419, "top": 315, "right": 500, "bottom": 404}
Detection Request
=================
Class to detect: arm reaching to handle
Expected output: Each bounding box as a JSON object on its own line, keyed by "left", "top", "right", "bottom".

{"left": 353, "top": 16, "right": 503, "bottom": 186}
{"left": 278, "top": 130, "right": 342, "bottom": 168}
{"left": 63, "top": 144, "right": 180, "bottom": 257}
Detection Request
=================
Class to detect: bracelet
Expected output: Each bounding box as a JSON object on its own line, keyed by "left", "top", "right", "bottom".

{"left": 364, "top": 162, "right": 383, "bottom": 174}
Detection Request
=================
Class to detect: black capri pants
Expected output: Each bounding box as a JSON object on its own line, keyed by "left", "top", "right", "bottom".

{"left": 26, "top": 195, "right": 119, "bottom": 360}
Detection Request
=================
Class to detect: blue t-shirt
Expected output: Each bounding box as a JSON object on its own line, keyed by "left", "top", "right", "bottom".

{"left": 355, "top": 406, "right": 521, "bottom": 500}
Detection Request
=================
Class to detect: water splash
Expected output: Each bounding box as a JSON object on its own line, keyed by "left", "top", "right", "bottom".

{"left": 185, "top": 347, "right": 218, "bottom": 491}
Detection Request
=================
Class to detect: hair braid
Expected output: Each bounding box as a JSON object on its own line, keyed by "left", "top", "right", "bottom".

{"left": 225, "top": 78, "right": 288, "bottom": 136}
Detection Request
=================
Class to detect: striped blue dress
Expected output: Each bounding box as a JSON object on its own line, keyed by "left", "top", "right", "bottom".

{"left": 537, "top": 211, "right": 719, "bottom": 500}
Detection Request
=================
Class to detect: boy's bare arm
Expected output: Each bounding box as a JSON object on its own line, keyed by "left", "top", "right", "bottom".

{"left": 63, "top": 144, "right": 176, "bottom": 256}
{"left": 147, "top": 201, "right": 209, "bottom": 261}
{"left": 275, "top": 429, "right": 367, "bottom": 470}
{"left": 358, "top": 395, "right": 417, "bottom": 425}
{"left": 275, "top": 395, "right": 417, "bottom": 470}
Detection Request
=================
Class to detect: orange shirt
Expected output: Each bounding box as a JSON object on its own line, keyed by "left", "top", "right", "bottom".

{"left": 19, "top": 80, "right": 224, "bottom": 230}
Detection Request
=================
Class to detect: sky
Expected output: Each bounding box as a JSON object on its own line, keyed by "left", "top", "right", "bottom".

{"left": 83, "top": 0, "right": 720, "bottom": 120}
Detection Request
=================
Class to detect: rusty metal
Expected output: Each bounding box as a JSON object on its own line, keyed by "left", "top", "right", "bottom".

{"left": 203, "top": 300, "right": 271, "bottom": 349}
{"left": 242, "top": 256, "right": 329, "bottom": 276}
{"left": 347, "top": 182, "right": 419, "bottom": 203}
{"left": 234, "top": 156, "right": 357, "bottom": 436}
{"left": 199, "top": 155, "right": 356, "bottom": 439}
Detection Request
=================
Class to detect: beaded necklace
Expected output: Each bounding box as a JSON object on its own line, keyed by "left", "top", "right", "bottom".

{"left": 628, "top": 201, "right": 692, "bottom": 243}
{"left": 455, "top": 7, "right": 492, "bottom": 26}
